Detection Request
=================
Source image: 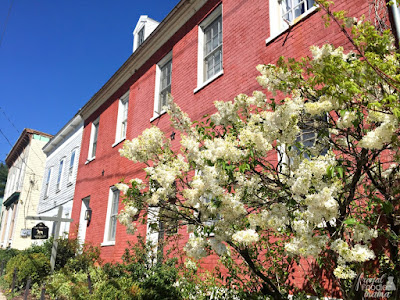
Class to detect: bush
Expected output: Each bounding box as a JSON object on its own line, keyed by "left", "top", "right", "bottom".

{"left": 0, "top": 248, "right": 20, "bottom": 263}
{"left": 42, "top": 269, "right": 90, "bottom": 300}
{"left": 92, "top": 276, "right": 137, "bottom": 300}
{"left": 4, "top": 252, "right": 50, "bottom": 289}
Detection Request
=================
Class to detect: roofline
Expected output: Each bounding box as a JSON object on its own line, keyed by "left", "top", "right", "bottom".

{"left": 5, "top": 129, "right": 53, "bottom": 167}
{"left": 79, "top": 0, "right": 208, "bottom": 120}
{"left": 42, "top": 113, "right": 83, "bottom": 154}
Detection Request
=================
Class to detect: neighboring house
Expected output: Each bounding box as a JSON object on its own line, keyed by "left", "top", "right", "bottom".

{"left": 0, "top": 129, "right": 52, "bottom": 249}
{"left": 37, "top": 114, "right": 83, "bottom": 239}
{"left": 69, "top": 0, "right": 376, "bottom": 267}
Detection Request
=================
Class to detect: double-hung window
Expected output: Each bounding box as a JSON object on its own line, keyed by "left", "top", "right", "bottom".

{"left": 282, "top": 0, "right": 315, "bottom": 23}
{"left": 204, "top": 15, "right": 222, "bottom": 80}
{"left": 103, "top": 188, "right": 119, "bottom": 244}
{"left": 44, "top": 168, "right": 52, "bottom": 197}
{"left": 115, "top": 92, "right": 129, "bottom": 144}
{"left": 159, "top": 60, "right": 172, "bottom": 112}
{"left": 68, "top": 149, "right": 76, "bottom": 183}
{"left": 196, "top": 5, "right": 223, "bottom": 91}
{"left": 56, "top": 159, "right": 64, "bottom": 191}
{"left": 268, "top": 0, "right": 316, "bottom": 42}
{"left": 88, "top": 118, "right": 99, "bottom": 160}
{"left": 152, "top": 52, "right": 172, "bottom": 120}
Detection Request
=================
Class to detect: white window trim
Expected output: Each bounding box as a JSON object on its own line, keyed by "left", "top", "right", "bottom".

{"left": 114, "top": 91, "right": 130, "bottom": 146}
{"left": 56, "top": 158, "right": 65, "bottom": 192}
{"left": 152, "top": 51, "right": 173, "bottom": 121}
{"left": 266, "top": 1, "right": 317, "bottom": 44}
{"left": 67, "top": 148, "right": 77, "bottom": 184}
{"left": 87, "top": 117, "right": 99, "bottom": 161}
{"left": 102, "top": 187, "right": 119, "bottom": 246}
{"left": 196, "top": 5, "right": 223, "bottom": 91}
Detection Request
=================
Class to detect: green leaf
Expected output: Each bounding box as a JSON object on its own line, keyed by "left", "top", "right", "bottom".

{"left": 343, "top": 218, "right": 358, "bottom": 225}
{"left": 381, "top": 201, "right": 394, "bottom": 214}
{"left": 336, "top": 166, "right": 344, "bottom": 178}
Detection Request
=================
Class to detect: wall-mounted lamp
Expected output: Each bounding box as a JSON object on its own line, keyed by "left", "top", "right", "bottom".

{"left": 85, "top": 207, "right": 92, "bottom": 222}
{"left": 170, "top": 131, "right": 176, "bottom": 140}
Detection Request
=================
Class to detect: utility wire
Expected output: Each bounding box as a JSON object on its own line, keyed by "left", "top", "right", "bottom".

{"left": 0, "top": 126, "right": 42, "bottom": 178}
{"left": 0, "top": 0, "right": 15, "bottom": 48}
{"left": 0, "top": 106, "right": 46, "bottom": 165}
{"left": 0, "top": 107, "right": 19, "bottom": 133}
{"left": 0, "top": 128, "right": 12, "bottom": 147}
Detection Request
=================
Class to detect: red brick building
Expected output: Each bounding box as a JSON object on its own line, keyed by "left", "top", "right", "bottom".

{"left": 69, "top": 0, "right": 384, "bottom": 265}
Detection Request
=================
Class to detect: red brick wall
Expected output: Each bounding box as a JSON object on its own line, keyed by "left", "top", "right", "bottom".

{"left": 70, "top": 0, "right": 376, "bottom": 271}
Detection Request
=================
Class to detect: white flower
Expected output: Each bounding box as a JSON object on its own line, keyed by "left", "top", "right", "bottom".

{"left": 115, "top": 183, "right": 129, "bottom": 195}
{"left": 184, "top": 237, "right": 208, "bottom": 259}
{"left": 232, "top": 229, "right": 259, "bottom": 246}
{"left": 333, "top": 265, "right": 357, "bottom": 280}
{"left": 184, "top": 258, "right": 198, "bottom": 271}
{"left": 352, "top": 224, "right": 377, "bottom": 243}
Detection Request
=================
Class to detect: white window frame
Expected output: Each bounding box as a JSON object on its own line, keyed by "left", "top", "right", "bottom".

{"left": 67, "top": 149, "right": 77, "bottom": 184}
{"left": 114, "top": 91, "right": 129, "bottom": 145}
{"left": 44, "top": 167, "right": 52, "bottom": 198}
{"left": 151, "top": 51, "right": 172, "bottom": 121}
{"left": 87, "top": 117, "right": 99, "bottom": 161}
{"left": 195, "top": 5, "right": 223, "bottom": 93}
{"left": 267, "top": 0, "right": 317, "bottom": 44}
{"left": 56, "top": 158, "right": 65, "bottom": 191}
{"left": 102, "top": 187, "right": 119, "bottom": 246}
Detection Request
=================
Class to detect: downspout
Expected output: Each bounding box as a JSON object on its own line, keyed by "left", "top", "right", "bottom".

{"left": 389, "top": 0, "right": 400, "bottom": 47}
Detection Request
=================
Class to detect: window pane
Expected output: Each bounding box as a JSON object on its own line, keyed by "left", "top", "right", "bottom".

{"left": 91, "top": 122, "right": 99, "bottom": 157}
{"left": 69, "top": 151, "right": 75, "bottom": 170}
{"left": 109, "top": 216, "right": 116, "bottom": 241}
{"left": 108, "top": 190, "right": 119, "bottom": 241}
{"left": 138, "top": 28, "right": 145, "bottom": 46}
{"left": 294, "top": 2, "right": 305, "bottom": 19}
{"left": 282, "top": 0, "right": 313, "bottom": 23}
{"left": 57, "top": 160, "right": 63, "bottom": 189}
{"left": 159, "top": 59, "right": 172, "bottom": 111}
{"left": 205, "top": 16, "right": 222, "bottom": 56}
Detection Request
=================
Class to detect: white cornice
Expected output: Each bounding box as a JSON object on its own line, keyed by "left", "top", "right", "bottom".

{"left": 43, "top": 114, "right": 83, "bottom": 154}
{"left": 80, "top": 0, "right": 208, "bottom": 120}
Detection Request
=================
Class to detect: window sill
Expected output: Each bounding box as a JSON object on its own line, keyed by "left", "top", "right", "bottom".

{"left": 150, "top": 110, "right": 167, "bottom": 123}
{"left": 85, "top": 157, "right": 95, "bottom": 165}
{"left": 194, "top": 70, "right": 224, "bottom": 94}
{"left": 56, "top": 189, "right": 60, "bottom": 193}
{"left": 265, "top": 6, "right": 318, "bottom": 45}
{"left": 101, "top": 241, "right": 115, "bottom": 247}
{"left": 67, "top": 182, "right": 73, "bottom": 187}
{"left": 112, "top": 138, "right": 125, "bottom": 148}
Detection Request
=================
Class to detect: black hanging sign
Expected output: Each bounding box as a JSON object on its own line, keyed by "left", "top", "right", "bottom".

{"left": 31, "top": 222, "right": 49, "bottom": 240}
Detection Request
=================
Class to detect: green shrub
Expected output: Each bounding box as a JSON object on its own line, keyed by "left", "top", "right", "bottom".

{"left": 0, "top": 248, "right": 20, "bottom": 263}
{"left": 44, "top": 269, "right": 90, "bottom": 300}
{"left": 63, "top": 243, "right": 101, "bottom": 273}
{"left": 4, "top": 252, "right": 50, "bottom": 289}
{"left": 92, "top": 276, "right": 137, "bottom": 300}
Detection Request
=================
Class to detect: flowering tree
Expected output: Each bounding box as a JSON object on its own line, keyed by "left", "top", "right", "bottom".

{"left": 116, "top": 2, "right": 400, "bottom": 299}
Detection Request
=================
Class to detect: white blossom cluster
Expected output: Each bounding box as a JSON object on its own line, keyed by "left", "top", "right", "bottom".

{"left": 115, "top": 39, "right": 397, "bottom": 284}
{"left": 358, "top": 113, "right": 398, "bottom": 150}
{"left": 331, "top": 238, "right": 376, "bottom": 280}
{"left": 119, "top": 126, "right": 166, "bottom": 163}
{"left": 232, "top": 229, "right": 259, "bottom": 246}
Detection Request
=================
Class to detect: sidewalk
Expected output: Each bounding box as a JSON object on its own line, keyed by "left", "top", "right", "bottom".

{"left": 0, "top": 291, "right": 6, "bottom": 300}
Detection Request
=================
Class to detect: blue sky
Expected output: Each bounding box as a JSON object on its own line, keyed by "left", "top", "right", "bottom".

{"left": 0, "top": 0, "right": 178, "bottom": 163}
